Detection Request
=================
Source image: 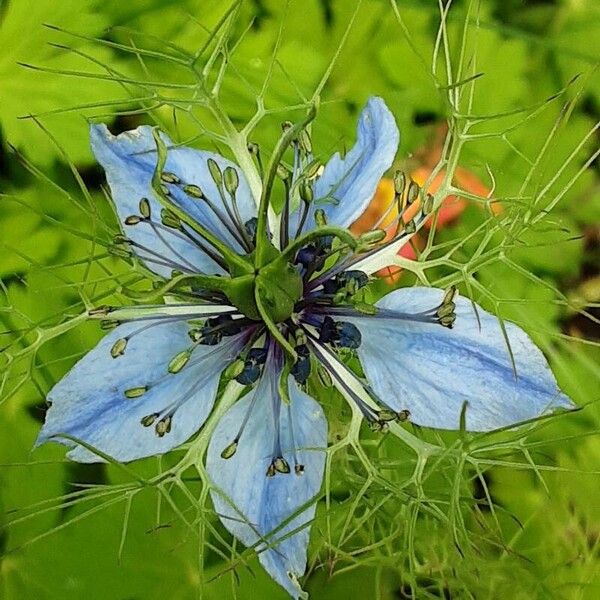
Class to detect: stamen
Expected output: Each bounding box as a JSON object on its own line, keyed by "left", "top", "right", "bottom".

{"left": 124, "top": 215, "right": 142, "bottom": 226}
{"left": 161, "top": 171, "right": 180, "bottom": 184}
{"left": 124, "top": 385, "right": 148, "bottom": 399}
{"left": 317, "top": 316, "right": 361, "bottom": 349}
{"left": 287, "top": 404, "right": 304, "bottom": 476}
{"left": 155, "top": 415, "right": 172, "bottom": 437}
{"left": 235, "top": 347, "right": 268, "bottom": 385}
{"left": 110, "top": 337, "right": 128, "bottom": 358}
{"left": 141, "top": 413, "right": 158, "bottom": 427}
{"left": 266, "top": 388, "right": 290, "bottom": 477}
{"left": 290, "top": 344, "right": 311, "bottom": 384}
{"left": 139, "top": 197, "right": 151, "bottom": 219}
{"left": 183, "top": 184, "right": 204, "bottom": 198}
{"left": 167, "top": 349, "right": 192, "bottom": 374}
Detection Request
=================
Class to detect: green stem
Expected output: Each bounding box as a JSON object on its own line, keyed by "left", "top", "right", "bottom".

{"left": 120, "top": 273, "right": 230, "bottom": 303}
{"left": 255, "top": 105, "right": 318, "bottom": 258}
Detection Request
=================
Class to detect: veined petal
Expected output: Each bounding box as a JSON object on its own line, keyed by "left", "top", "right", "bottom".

{"left": 304, "top": 97, "right": 399, "bottom": 230}
{"left": 36, "top": 320, "right": 247, "bottom": 462}
{"left": 91, "top": 124, "right": 255, "bottom": 276}
{"left": 207, "top": 358, "right": 327, "bottom": 599}
{"left": 346, "top": 287, "right": 574, "bottom": 431}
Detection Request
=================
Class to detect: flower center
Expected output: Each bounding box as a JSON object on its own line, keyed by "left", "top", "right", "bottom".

{"left": 224, "top": 245, "right": 304, "bottom": 323}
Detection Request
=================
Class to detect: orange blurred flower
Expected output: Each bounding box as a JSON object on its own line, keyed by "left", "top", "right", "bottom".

{"left": 351, "top": 142, "right": 499, "bottom": 282}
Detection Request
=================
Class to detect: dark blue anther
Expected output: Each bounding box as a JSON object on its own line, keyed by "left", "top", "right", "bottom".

{"left": 244, "top": 217, "right": 258, "bottom": 242}
{"left": 235, "top": 347, "right": 269, "bottom": 385}
{"left": 199, "top": 314, "right": 242, "bottom": 345}
{"left": 236, "top": 362, "right": 261, "bottom": 385}
{"left": 318, "top": 316, "right": 338, "bottom": 344}
{"left": 291, "top": 345, "right": 311, "bottom": 384}
{"left": 247, "top": 347, "right": 268, "bottom": 364}
{"left": 295, "top": 244, "right": 318, "bottom": 269}
{"left": 318, "top": 316, "right": 362, "bottom": 349}
{"left": 337, "top": 321, "right": 362, "bottom": 349}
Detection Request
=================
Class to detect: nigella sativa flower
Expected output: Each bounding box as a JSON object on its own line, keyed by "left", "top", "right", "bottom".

{"left": 36, "top": 98, "right": 573, "bottom": 599}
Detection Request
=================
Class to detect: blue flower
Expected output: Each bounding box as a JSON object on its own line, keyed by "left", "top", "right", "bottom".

{"left": 36, "top": 97, "right": 573, "bottom": 599}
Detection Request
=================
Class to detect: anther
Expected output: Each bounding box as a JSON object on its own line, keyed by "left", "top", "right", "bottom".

{"left": 314, "top": 208, "right": 326, "bottom": 226}
{"left": 277, "top": 163, "right": 292, "bottom": 181}
{"left": 168, "top": 349, "right": 191, "bottom": 374}
{"left": 266, "top": 463, "right": 277, "bottom": 477}
{"left": 139, "top": 197, "right": 151, "bottom": 218}
{"left": 224, "top": 359, "right": 245, "bottom": 380}
{"left": 110, "top": 338, "right": 128, "bottom": 358}
{"left": 155, "top": 415, "right": 172, "bottom": 437}
{"left": 393, "top": 171, "right": 406, "bottom": 196}
{"left": 368, "top": 420, "right": 389, "bottom": 433}
{"left": 298, "top": 129, "right": 312, "bottom": 154}
{"left": 88, "top": 305, "right": 112, "bottom": 316}
{"left": 108, "top": 244, "right": 133, "bottom": 259}
{"left": 273, "top": 457, "right": 291, "bottom": 474}
{"left": 161, "top": 208, "right": 181, "bottom": 229}
{"left": 183, "top": 184, "right": 204, "bottom": 199}
{"left": 247, "top": 142, "right": 259, "bottom": 155}
{"left": 124, "top": 386, "right": 148, "bottom": 399}
{"left": 404, "top": 220, "right": 416, "bottom": 234}
{"left": 220, "top": 440, "right": 238, "bottom": 459}
{"left": 207, "top": 158, "right": 223, "bottom": 185}
{"left": 244, "top": 217, "right": 258, "bottom": 241}
{"left": 424, "top": 193, "right": 434, "bottom": 214}
{"left": 378, "top": 408, "right": 410, "bottom": 423}
{"left": 100, "top": 320, "right": 119, "bottom": 330}
{"left": 281, "top": 120, "right": 293, "bottom": 132}
{"left": 358, "top": 229, "right": 386, "bottom": 246}
{"left": 436, "top": 285, "right": 457, "bottom": 328}
{"left": 316, "top": 363, "right": 333, "bottom": 388}
{"left": 300, "top": 180, "right": 314, "bottom": 203}
{"left": 160, "top": 171, "right": 180, "bottom": 184}
{"left": 291, "top": 344, "right": 311, "bottom": 384}
{"left": 318, "top": 316, "right": 362, "bottom": 349}
{"left": 406, "top": 180, "right": 419, "bottom": 204}
{"left": 305, "top": 161, "right": 322, "bottom": 180}
{"left": 124, "top": 215, "right": 142, "bottom": 226}
{"left": 140, "top": 413, "right": 158, "bottom": 427}
{"left": 223, "top": 166, "right": 239, "bottom": 195}
{"left": 294, "top": 464, "right": 305, "bottom": 476}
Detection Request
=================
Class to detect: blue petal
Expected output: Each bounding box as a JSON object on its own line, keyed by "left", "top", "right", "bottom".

{"left": 294, "top": 97, "right": 399, "bottom": 231}
{"left": 347, "top": 287, "right": 574, "bottom": 431}
{"left": 36, "top": 321, "right": 247, "bottom": 462}
{"left": 207, "top": 361, "right": 327, "bottom": 599}
{"left": 91, "top": 124, "right": 256, "bottom": 277}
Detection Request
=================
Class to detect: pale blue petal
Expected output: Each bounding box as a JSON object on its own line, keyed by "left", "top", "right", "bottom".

{"left": 37, "top": 321, "right": 247, "bottom": 462}
{"left": 294, "top": 97, "right": 399, "bottom": 231}
{"left": 207, "top": 362, "right": 327, "bottom": 599}
{"left": 91, "top": 124, "right": 255, "bottom": 276}
{"left": 347, "top": 287, "right": 574, "bottom": 431}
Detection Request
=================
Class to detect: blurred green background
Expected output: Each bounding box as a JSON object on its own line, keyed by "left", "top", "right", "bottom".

{"left": 0, "top": 0, "right": 599, "bottom": 598}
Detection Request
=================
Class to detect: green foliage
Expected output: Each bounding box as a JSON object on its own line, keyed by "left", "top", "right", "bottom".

{"left": 1, "top": 1, "right": 599, "bottom": 598}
